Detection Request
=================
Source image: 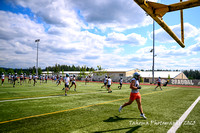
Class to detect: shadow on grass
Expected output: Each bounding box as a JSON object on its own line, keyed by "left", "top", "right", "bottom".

{"left": 103, "top": 115, "right": 143, "bottom": 122}
{"left": 93, "top": 125, "right": 141, "bottom": 133}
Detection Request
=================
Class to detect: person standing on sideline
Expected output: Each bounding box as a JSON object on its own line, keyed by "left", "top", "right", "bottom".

{"left": 64, "top": 73, "right": 70, "bottom": 96}
{"left": 107, "top": 76, "right": 112, "bottom": 93}
{"left": 118, "top": 78, "right": 123, "bottom": 89}
{"left": 155, "top": 77, "right": 162, "bottom": 90}
{"left": 118, "top": 72, "right": 146, "bottom": 119}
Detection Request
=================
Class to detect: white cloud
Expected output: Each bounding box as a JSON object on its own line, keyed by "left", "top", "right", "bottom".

{"left": 0, "top": 0, "right": 199, "bottom": 71}
{"left": 106, "top": 32, "right": 147, "bottom": 46}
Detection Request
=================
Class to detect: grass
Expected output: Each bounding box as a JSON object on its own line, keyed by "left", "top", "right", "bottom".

{"left": 0, "top": 79, "right": 199, "bottom": 133}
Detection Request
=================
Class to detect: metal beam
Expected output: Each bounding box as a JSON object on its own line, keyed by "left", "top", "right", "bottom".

{"left": 134, "top": 0, "right": 185, "bottom": 48}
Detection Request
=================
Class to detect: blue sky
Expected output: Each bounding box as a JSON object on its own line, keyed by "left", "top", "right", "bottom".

{"left": 0, "top": 0, "right": 200, "bottom": 70}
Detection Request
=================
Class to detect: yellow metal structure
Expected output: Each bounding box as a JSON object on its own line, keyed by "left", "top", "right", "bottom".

{"left": 134, "top": 0, "right": 200, "bottom": 48}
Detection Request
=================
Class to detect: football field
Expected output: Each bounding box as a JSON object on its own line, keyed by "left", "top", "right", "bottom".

{"left": 0, "top": 79, "right": 199, "bottom": 133}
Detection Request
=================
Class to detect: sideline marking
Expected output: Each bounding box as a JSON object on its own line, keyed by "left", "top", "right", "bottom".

{"left": 0, "top": 89, "right": 177, "bottom": 124}
{"left": 167, "top": 96, "right": 200, "bottom": 133}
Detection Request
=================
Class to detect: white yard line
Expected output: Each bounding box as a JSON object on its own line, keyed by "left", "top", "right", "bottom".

{"left": 0, "top": 91, "right": 107, "bottom": 103}
{"left": 167, "top": 96, "right": 200, "bottom": 133}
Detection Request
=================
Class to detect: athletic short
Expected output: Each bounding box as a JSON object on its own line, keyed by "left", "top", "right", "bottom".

{"left": 65, "top": 84, "right": 69, "bottom": 88}
{"left": 72, "top": 82, "right": 76, "bottom": 85}
{"left": 107, "top": 85, "right": 111, "bottom": 88}
{"left": 20, "top": 78, "right": 23, "bottom": 80}
{"left": 158, "top": 82, "right": 161, "bottom": 86}
{"left": 2, "top": 79, "right": 4, "bottom": 82}
{"left": 104, "top": 83, "right": 107, "bottom": 85}
{"left": 120, "top": 83, "right": 122, "bottom": 86}
{"left": 130, "top": 92, "right": 141, "bottom": 101}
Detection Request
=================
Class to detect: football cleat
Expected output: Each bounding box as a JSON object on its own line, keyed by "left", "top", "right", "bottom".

{"left": 140, "top": 113, "right": 147, "bottom": 119}
{"left": 119, "top": 105, "right": 123, "bottom": 112}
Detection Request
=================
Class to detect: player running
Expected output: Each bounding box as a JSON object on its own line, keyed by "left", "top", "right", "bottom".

{"left": 23, "top": 73, "right": 26, "bottom": 83}
{"left": 1, "top": 72, "right": 5, "bottom": 86}
{"left": 70, "top": 75, "right": 77, "bottom": 91}
{"left": 8, "top": 73, "right": 11, "bottom": 83}
{"left": 155, "top": 77, "right": 162, "bottom": 90}
{"left": 107, "top": 76, "right": 112, "bottom": 93}
{"left": 118, "top": 78, "right": 123, "bottom": 89}
{"left": 13, "top": 73, "right": 18, "bottom": 87}
{"left": 85, "top": 76, "right": 89, "bottom": 85}
{"left": 64, "top": 73, "right": 70, "bottom": 96}
{"left": 101, "top": 75, "right": 108, "bottom": 89}
{"left": 33, "top": 74, "right": 37, "bottom": 86}
{"left": 118, "top": 72, "right": 146, "bottom": 119}
{"left": 57, "top": 76, "right": 62, "bottom": 86}
{"left": 20, "top": 73, "right": 23, "bottom": 85}
{"left": 28, "top": 73, "right": 32, "bottom": 84}
{"left": 45, "top": 75, "right": 48, "bottom": 83}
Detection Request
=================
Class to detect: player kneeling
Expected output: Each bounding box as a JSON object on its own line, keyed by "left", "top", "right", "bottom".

{"left": 119, "top": 72, "right": 146, "bottom": 119}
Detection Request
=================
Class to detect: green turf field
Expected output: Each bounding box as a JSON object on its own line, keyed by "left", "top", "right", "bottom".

{"left": 0, "top": 79, "right": 199, "bottom": 133}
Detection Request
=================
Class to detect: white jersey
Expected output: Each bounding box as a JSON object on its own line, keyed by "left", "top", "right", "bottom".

{"left": 158, "top": 78, "right": 161, "bottom": 83}
{"left": 72, "top": 77, "right": 76, "bottom": 83}
{"left": 65, "top": 77, "right": 70, "bottom": 85}
{"left": 29, "top": 75, "right": 32, "bottom": 79}
{"left": 104, "top": 78, "right": 108, "bottom": 83}
{"left": 1, "top": 74, "right": 5, "bottom": 79}
{"left": 131, "top": 78, "right": 139, "bottom": 93}
{"left": 107, "top": 78, "right": 112, "bottom": 85}
{"left": 119, "top": 79, "right": 123, "bottom": 84}
{"left": 20, "top": 74, "right": 23, "bottom": 79}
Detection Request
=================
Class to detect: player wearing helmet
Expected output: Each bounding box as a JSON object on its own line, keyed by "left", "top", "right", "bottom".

{"left": 118, "top": 78, "right": 123, "bottom": 89}
{"left": 155, "top": 77, "right": 162, "bottom": 90}
{"left": 107, "top": 76, "right": 112, "bottom": 93}
{"left": 119, "top": 72, "right": 146, "bottom": 119}
{"left": 70, "top": 74, "right": 77, "bottom": 91}
{"left": 13, "top": 73, "right": 18, "bottom": 87}
{"left": 20, "top": 73, "right": 23, "bottom": 85}
{"left": 28, "top": 73, "right": 32, "bottom": 84}
{"left": 64, "top": 73, "right": 70, "bottom": 96}
{"left": 1, "top": 72, "right": 5, "bottom": 86}
{"left": 101, "top": 75, "right": 108, "bottom": 89}
{"left": 8, "top": 73, "right": 11, "bottom": 83}
{"left": 57, "top": 76, "right": 62, "bottom": 86}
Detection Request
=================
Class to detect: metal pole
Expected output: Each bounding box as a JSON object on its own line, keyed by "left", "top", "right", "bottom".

{"left": 35, "top": 39, "right": 40, "bottom": 77}
{"left": 152, "top": 20, "right": 155, "bottom": 84}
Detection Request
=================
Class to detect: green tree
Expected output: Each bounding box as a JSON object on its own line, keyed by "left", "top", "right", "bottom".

{"left": 79, "top": 65, "right": 87, "bottom": 77}
{"left": 62, "top": 69, "right": 64, "bottom": 76}
{"left": 168, "top": 74, "right": 170, "bottom": 79}
{"left": 0, "top": 68, "right": 5, "bottom": 74}
{"left": 7, "top": 68, "right": 14, "bottom": 74}
{"left": 95, "top": 65, "right": 106, "bottom": 76}
{"left": 54, "top": 63, "right": 60, "bottom": 74}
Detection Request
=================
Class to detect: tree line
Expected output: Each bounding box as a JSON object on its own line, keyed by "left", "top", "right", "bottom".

{"left": 0, "top": 66, "right": 200, "bottom": 79}
{"left": 183, "top": 70, "right": 200, "bottom": 79}
{"left": 45, "top": 64, "right": 95, "bottom": 73}
{"left": 0, "top": 64, "right": 96, "bottom": 76}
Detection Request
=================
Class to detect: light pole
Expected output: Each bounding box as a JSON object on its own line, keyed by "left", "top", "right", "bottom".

{"left": 35, "top": 39, "right": 40, "bottom": 77}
